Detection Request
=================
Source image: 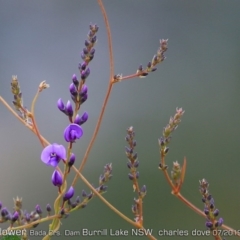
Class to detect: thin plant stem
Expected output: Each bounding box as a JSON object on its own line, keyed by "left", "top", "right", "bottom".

{"left": 30, "top": 90, "right": 46, "bottom": 147}
{"left": 71, "top": 166, "right": 157, "bottom": 240}
{"left": 71, "top": 0, "right": 115, "bottom": 187}
{"left": 160, "top": 153, "right": 240, "bottom": 237}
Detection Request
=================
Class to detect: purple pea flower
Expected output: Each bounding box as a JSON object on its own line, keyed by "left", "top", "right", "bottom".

{"left": 41, "top": 144, "right": 66, "bottom": 167}
{"left": 64, "top": 123, "right": 83, "bottom": 143}
{"left": 52, "top": 170, "right": 63, "bottom": 187}
{"left": 63, "top": 186, "right": 75, "bottom": 201}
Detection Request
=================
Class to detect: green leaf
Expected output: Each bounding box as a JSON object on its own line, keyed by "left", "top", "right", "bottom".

{"left": 0, "top": 235, "right": 21, "bottom": 240}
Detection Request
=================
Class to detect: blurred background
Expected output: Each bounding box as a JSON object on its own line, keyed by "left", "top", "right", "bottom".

{"left": 1, "top": 0, "right": 240, "bottom": 239}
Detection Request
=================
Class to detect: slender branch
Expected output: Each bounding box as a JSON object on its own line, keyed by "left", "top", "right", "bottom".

{"left": 30, "top": 90, "right": 46, "bottom": 147}
{"left": 71, "top": 0, "right": 115, "bottom": 187}
{"left": 71, "top": 166, "right": 157, "bottom": 240}
{"left": 97, "top": 0, "right": 114, "bottom": 80}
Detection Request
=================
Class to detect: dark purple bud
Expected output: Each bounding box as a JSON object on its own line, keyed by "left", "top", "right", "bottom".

{"left": 141, "top": 185, "right": 147, "bottom": 193}
{"left": 74, "top": 114, "right": 81, "bottom": 125}
{"left": 52, "top": 170, "right": 63, "bottom": 187}
{"left": 82, "top": 190, "right": 87, "bottom": 198}
{"left": 151, "top": 67, "right": 157, "bottom": 72}
{"left": 127, "top": 162, "right": 132, "bottom": 169}
{"left": 132, "top": 204, "right": 137, "bottom": 213}
{"left": 91, "top": 35, "right": 97, "bottom": 43}
{"left": 57, "top": 98, "right": 65, "bottom": 111}
{"left": 79, "top": 112, "right": 88, "bottom": 125}
{"left": 0, "top": 202, "right": 2, "bottom": 210}
{"left": 147, "top": 62, "right": 151, "bottom": 68}
{"left": 207, "top": 195, "right": 212, "bottom": 200}
{"left": 81, "top": 52, "right": 86, "bottom": 60}
{"left": 204, "top": 209, "right": 209, "bottom": 215}
{"left": 88, "top": 30, "right": 94, "bottom": 38}
{"left": 25, "top": 213, "right": 30, "bottom": 223}
{"left": 46, "top": 204, "right": 51, "bottom": 212}
{"left": 136, "top": 172, "right": 140, "bottom": 179}
{"left": 99, "top": 185, "right": 107, "bottom": 192}
{"left": 79, "top": 61, "right": 87, "bottom": 71}
{"left": 205, "top": 221, "right": 213, "bottom": 229}
{"left": 213, "top": 209, "right": 219, "bottom": 217}
{"left": 66, "top": 100, "right": 73, "bottom": 117}
{"left": 89, "top": 48, "right": 95, "bottom": 56}
{"left": 68, "top": 153, "right": 75, "bottom": 167}
{"left": 75, "top": 196, "right": 80, "bottom": 204}
{"left": 84, "top": 40, "right": 90, "bottom": 47}
{"left": 69, "top": 83, "right": 78, "bottom": 96}
{"left": 83, "top": 48, "right": 88, "bottom": 55}
{"left": 210, "top": 203, "right": 214, "bottom": 209}
{"left": 11, "top": 211, "right": 19, "bottom": 222}
{"left": 72, "top": 74, "right": 79, "bottom": 85}
{"left": 138, "top": 65, "right": 143, "bottom": 71}
{"left": 164, "top": 147, "right": 169, "bottom": 154}
{"left": 133, "top": 160, "right": 139, "bottom": 168}
{"left": 59, "top": 208, "right": 69, "bottom": 218}
{"left": 128, "top": 173, "right": 134, "bottom": 180}
{"left": 81, "top": 84, "right": 88, "bottom": 95}
{"left": 217, "top": 218, "right": 223, "bottom": 226}
{"left": 1, "top": 208, "right": 8, "bottom": 217}
{"left": 63, "top": 186, "right": 75, "bottom": 201}
{"left": 35, "top": 205, "right": 42, "bottom": 215}
{"left": 125, "top": 146, "right": 133, "bottom": 154}
{"left": 210, "top": 198, "right": 215, "bottom": 205}
{"left": 71, "top": 202, "right": 77, "bottom": 208}
{"left": 153, "top": 55, "right": 158, "bottom": 62}
{"left": 81, "top": 93, "right": 88, "bottom": 104}
{"left": 99, "top": 174, "right": 106, "bottom": 184}
{"left": 88, "top": 192, "right": 93, "bottom": 200}
{"left": 81, "top": 68, "right": 90, "bottom": 80}
{"left": 158, "top": 137, "right": 165, "bottom": 146}
{"left": 202, "top": 198, "right": 206, "bottom": 203}
{"left": 89, "top": 24, "right": 99, "bottom": 33}
{"left": 133, "top": 140, "right": 137, "bottom": 147}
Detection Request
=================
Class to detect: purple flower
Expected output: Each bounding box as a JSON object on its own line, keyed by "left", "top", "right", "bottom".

{"left": 52, "top": 170, "right": 63, "bottom": 187}
{"left": 64, "top": 123, "right": 83, "bottom": 143}
{"left": 63, "top": 186, "right": 75, "bottom": 201}
{"left": 41, "top": 144, "right": 66, "bottom": 167}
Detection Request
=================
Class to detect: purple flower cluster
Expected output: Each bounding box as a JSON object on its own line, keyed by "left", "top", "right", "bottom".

{"left": 41, "top": 24, "right": 99, "bottom": 188}
{"left": 199, "top": 179, "right": 224, "bottom": 232}
{"left": 0, "top": 199, "right": 48, "bottom": 228}
{"left": 125, "top": 126, "right": 147, "bottom": 223}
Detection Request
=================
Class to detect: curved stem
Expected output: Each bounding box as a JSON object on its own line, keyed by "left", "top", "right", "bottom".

{"left": 71, "top": 0, "right": 115, "bottom": 186}
{"left": 97, "top": 0, "right": 114, "bottom": 80}
{"left": 30, "top": 90, "right": 46, "bottom": 147}
{"left": 72, "top": 166, "right": 135, "bottom": 226}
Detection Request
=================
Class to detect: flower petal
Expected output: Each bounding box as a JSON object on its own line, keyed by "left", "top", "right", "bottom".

{"left": 64, "top": 124, "right": 83, "bottom": 142}
{"left": 41, "top": 145, "right": 52, "bottom": 165}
